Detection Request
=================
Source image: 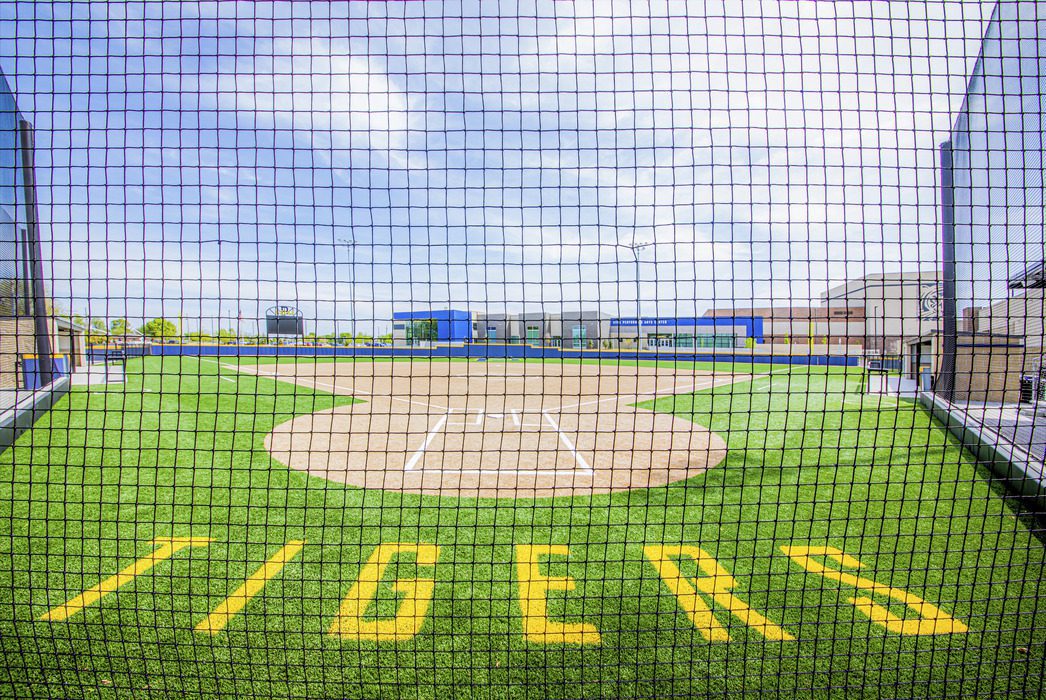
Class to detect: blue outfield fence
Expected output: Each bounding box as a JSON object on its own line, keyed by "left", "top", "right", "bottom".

{"left": 144, "top": 343, "right": 861, "bottom": 367}
{"left": 84, "top": 344, "right": 151, "bottom": 364}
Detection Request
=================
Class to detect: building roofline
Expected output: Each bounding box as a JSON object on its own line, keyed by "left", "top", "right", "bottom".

{"left": 1009, "top": 259, "right": 1046, "bottom": 289}
{"left": 823, "top": 270, "right": 943, "bottom": 299}
{"left": 56, "top": 316, "right": 87, "bottom": 332}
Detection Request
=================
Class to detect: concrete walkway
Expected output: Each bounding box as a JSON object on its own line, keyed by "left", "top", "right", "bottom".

{"left": 867, "top": 374, "right": 920, "bottom": 399}
{"left": 70, "top": 363, "right": 125, "bottom": 387}
{"left": 951, "top": 401, "right": 1046, "bottom": 465}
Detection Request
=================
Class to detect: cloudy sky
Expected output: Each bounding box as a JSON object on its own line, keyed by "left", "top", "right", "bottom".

{"left": 0, "top": 0, "right": 996, "bottom": 334}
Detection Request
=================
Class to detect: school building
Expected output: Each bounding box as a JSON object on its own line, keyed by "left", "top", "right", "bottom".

{"left": 391, "top": 309, "right": 765, "bottom": 350}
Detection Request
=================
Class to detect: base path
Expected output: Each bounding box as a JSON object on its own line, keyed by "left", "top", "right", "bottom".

{"left": 235, "top": 359, "right": 747, "bottom": 498}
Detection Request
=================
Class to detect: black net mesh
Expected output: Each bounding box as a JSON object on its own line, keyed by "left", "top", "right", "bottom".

{"left": 0, "top": 1, "right": 1043, "bottom": 698}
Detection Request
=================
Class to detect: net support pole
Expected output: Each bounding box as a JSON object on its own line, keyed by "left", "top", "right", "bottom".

{"left": 19, "top": 119, "right": 55, "bottom": 386}
{"left": 938, "top": 139, "right": 957, "bottom": 401}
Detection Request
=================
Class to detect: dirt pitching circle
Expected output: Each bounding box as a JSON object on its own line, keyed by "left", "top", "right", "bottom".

{"left": 237, "top": 359, "right": 745, "bottom": 498}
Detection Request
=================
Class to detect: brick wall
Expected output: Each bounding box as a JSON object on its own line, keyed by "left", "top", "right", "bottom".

{"left": 0, "top": 318, "right": 38, "bottom": 390}
{"left": 953, "top": 343, "right": 1025, "bottom": 403}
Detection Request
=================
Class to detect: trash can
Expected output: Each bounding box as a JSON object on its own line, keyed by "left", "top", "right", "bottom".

{"left": 20, "top": 355, "right": 69, "bottom": 390}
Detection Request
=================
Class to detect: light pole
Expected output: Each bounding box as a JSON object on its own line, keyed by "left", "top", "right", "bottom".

{"left": 613, "top": 241, "right": 654, "bottom": 348}
{"left": 337, "top": 237, "right": 357, "bottom": 343}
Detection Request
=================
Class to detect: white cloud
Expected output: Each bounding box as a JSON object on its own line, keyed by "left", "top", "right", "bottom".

{"left": 199, "top": 37, "right": 421, "bottom": 170}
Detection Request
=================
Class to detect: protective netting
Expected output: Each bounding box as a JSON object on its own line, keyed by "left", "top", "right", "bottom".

{"left": 0, "top": 1, "right": 1044, "bottom": 698}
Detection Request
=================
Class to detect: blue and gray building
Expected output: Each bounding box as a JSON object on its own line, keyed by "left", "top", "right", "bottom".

{"left": 608, "top": 316, "right": 763, "bottom": 349}
{"left": 391, "top": 308, "right": 765, "bottom": 349}
{"left": 392, "top": 310, "right": 472, "bottom": 345}
{"left": 471, "top": 310, "right": 611, "bottom": 349}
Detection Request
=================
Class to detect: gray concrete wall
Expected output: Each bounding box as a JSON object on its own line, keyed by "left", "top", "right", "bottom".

{"left": 0, "top": 375, "right": 69, "bottom": 453}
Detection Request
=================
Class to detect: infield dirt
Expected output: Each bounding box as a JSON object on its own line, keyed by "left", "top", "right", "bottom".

{"left": 230, "top": 359, "right": 750, "bottom": 498}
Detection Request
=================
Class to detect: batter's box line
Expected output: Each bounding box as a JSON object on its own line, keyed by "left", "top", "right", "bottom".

{"left": 446, "top": 409, "right": 544, "bottom": 429}
{"left": 402, "top": 408, "right": 594, "bottom": 475}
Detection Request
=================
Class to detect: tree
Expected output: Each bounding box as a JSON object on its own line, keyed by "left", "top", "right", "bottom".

{"left": 216, "top": 328, "right": 237, "bottom": 343}
{"left": 110, "top": 319, "right": 131, "bottom": 336}
{"left": 86, "top": 319, "right": 108, "bottom": 346}
{"left": 409, "top": 319, "right": 438, "bottom": 343}
{"left": 339, "top": 332, "right": 355, "bottom": 346}
{"left": 378, "top": 332, "right": 393, "bottom": 345}
{"left": 139, "top": 318, "right": 178, "bottom": 341}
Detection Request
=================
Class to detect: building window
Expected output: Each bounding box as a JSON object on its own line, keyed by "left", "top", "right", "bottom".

{"left": 689, "top": 334, "right": 735, "bottom": 348}
{"left": 647, "top": 333, "right": 672, "bottom": 348}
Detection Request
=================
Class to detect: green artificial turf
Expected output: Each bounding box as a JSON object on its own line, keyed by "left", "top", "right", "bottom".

{"left": 0, "top": 356, "right": 1042, "bottom": 699}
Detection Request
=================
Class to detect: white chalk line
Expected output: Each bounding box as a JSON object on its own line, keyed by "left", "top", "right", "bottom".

{"left": 446, "top": 413, "right": 543, "bottom": 429}
{"left": 554, "top": 379, "right": 714, "bottom": 412}
{"left": 215, "top": 360, "right": 741, "bottom": 478}
{"left": 213, "top": 361, "right": 449, "bottom": 410}
{"left": 196, "top": 358, "right": 236, "bottom": 385}
{"left": 404, "top": 406, "right": 592, "bottom": 475}
{"left": 403, "top": 410, "right": 453, "bottom": 471}
{"left": 441, "top": 470, "right": 586, "bottom": 475}
{"left": 211, "top": 360, "right": 743, "bottom": 416}
{"left": 542, "top": 410, "right": 593, "bottom": 473}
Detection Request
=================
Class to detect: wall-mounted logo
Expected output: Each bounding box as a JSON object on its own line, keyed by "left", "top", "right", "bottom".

{"left": 920, "top": 283, "right": 942, "bottom": 321}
